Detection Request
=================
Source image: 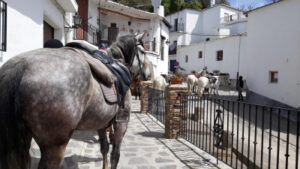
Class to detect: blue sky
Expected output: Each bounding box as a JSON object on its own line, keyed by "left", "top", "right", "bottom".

{"left": 227, "top": 0, "right": 271, "bottom": 9}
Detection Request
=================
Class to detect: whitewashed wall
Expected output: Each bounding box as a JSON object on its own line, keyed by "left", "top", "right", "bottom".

{"left": 177, "top": 35, "right": 247, "bottom": 79}
{"left": 246, "top": 0, "right": 300, "bottom": 108}
{"left": 0, "top": 0, "right": 69, "bottom": 66}
{"left": 166, "top": 5, "right": 245, "bottom": 47}
{"left": 99, "top": 11, "right": 151, "bottom": 44}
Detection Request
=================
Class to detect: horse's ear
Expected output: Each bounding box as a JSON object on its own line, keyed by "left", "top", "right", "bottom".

{"left": 135, "top": 32, "right": 145, "bottom": 41}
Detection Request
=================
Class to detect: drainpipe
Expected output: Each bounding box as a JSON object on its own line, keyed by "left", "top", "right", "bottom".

{"left": 236, "top": 34, "right": 242, "bottom": 89}
{"left": 203, "top": 41, "right": 206, "bottom": 68}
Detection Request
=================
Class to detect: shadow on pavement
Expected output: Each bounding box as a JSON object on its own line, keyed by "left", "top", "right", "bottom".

{"left": 71, "top": 131, "right": 98, "bottom": 144}
{"left": 136, "top": 131, "right": 165, "bottom": 139}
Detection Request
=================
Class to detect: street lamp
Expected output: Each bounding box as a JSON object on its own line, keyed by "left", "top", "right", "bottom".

{"left": 65, "top": 13, "right": 82, "bottom": 29}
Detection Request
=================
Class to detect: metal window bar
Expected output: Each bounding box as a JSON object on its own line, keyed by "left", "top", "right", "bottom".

{"left": 0, "top": 0, "right": 7, "bottom": 51}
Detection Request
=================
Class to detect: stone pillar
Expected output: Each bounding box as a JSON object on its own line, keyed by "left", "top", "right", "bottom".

{"left": 140, "top": 81, "right": 152, "bottom": 114}
{"left": 165, "top": 84, "right": 187, "bottom": 139}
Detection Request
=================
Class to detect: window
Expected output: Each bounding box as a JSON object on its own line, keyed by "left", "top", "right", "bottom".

{"left": 216, "top": 50, "right": 223, "bottom": 61}
{"left": 185, "top": 55, "right": 188, "bottom": 63}
{"left": 0, "top": 0, "right": 7, "bottom": 51}
{"left": 269, "top": 71, "right": 278, "bottom": 83}
{"left": 169, "top": 41, "right": 177, "bottom": 55}
{"left": 174, "top": 18, "right": 178, "bottom": 31}
{"left": 224, "top": 13, "right": 229, "bottom": 22}
{"left": 160, "top": 36, "right": 165, "bottom": 61}
{"left": 153, "top": 37, "right": 156, "bottom": 52}
{"left": 110, "top": 23, "right": 117, "bottom": 28}
{"left": 199, "top": 51, "right": 203, "bottom": 59}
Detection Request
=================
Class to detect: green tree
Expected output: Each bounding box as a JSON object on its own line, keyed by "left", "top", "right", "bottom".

{"left": 183, "top": 0, "right": 203, "bottom": 10}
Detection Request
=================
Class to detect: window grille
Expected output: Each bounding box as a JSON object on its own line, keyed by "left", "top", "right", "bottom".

{"left": 0, "top": 0, "right": 7, "bottom": 51}
{"left": 216, "top": 50, "right": 223, "bottom": 61}
{"left": 270, "top": 71, "right": 278, "bottom": 83}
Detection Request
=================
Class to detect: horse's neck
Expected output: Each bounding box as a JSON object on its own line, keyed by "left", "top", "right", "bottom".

{"left": 108, "top": 45, "right": 125, "bottom": 63}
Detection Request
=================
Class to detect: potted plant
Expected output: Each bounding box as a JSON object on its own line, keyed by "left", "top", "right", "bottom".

{"left": 170, "top": 72, "right": 184, "bottom": 84}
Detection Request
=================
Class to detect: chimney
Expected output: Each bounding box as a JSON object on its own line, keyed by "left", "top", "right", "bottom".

{"left": 211, "top": 0, "right": 215, "bottom": 7}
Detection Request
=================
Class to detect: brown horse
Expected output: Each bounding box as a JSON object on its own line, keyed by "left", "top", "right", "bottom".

{"left": 0, "top": 34, "right": 149, "bottom": 169}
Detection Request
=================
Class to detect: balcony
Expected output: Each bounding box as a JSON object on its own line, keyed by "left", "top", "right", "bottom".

{"left": 220, "top": 14, "right": 239, "bottom": 24}
{"left": 170, "top": 23, "right": 184, "bottom": 33}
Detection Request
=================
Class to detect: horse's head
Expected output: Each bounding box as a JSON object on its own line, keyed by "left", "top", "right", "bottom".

{"left": 112, "top": 33, "right": 149, "bottom": 81}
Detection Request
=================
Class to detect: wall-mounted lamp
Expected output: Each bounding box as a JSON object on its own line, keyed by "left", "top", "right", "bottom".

{"left": 165, "top": 40, "right": 170, "bottom": 45}
{"left": 65, "top": 13, "right": 82, "bottom": 29}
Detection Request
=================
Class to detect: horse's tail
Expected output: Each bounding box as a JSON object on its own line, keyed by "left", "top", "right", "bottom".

{"left": 0, "top": 58, "right": 31, "bottom": 169}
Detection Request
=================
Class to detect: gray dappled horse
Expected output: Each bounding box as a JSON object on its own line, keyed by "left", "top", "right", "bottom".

{"left": 0, "top": 34, "right": 149, "bottom": 169}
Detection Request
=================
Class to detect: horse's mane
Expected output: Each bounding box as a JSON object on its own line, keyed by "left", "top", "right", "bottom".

{"left": 108, "top": 35, "right": 137, "bottom": 65}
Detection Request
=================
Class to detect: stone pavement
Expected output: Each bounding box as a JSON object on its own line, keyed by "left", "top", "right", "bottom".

{"left": 30, "top": 98, "right": 231, "bottom": 169}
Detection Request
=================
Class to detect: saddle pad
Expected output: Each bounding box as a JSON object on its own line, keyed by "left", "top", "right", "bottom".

{"left": 100, "top": 83, "right": 118, "bottom": 104}
{"left": 64, "top": 47, "right": 115, "bottom": 87}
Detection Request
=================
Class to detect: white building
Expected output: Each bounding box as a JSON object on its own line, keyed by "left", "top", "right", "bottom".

{"left": 167, "top": 0, "right": 300, "bottom": 108}
{"left": 245, "top": 0, "right": 300, "bottom": 108}
{"left": 176, "top": 34, "right": 247, "bottom": 78}
{"left": 0, "top": 0, "right": 78, "bottom": 66}
{"left": 0, "top": 0, "right": 170, "bottom": 77}
{"left": 165, "top": 2, "right": 247, "bottom": 75}
{"left": 77, "top": 0, "right": 170, "bottom": 76}
{"left": 165, "top": 3, "right": 247, "bottom": 73}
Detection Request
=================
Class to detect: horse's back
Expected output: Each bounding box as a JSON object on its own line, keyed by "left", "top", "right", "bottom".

{"left": 13, "top": 48, "right": 92, "bottom": 145}
{"left": 198, "top": 76, "right": 209, "bottom": 86}
{"left": 187, "top": 74, "right": 197, "bottom": 83}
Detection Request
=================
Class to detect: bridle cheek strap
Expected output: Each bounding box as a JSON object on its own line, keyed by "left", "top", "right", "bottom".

{"left": 135, "top": 44, "right": 146, "bottom": 80}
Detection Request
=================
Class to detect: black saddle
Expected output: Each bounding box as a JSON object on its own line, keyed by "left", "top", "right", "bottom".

{"left": 66, "top": 42, "right": 131, "bottom": 107}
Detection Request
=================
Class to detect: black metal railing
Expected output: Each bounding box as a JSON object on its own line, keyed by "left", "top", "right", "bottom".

{"left": 148, "top": 87, "right": 165, "bottom": 124}
{"left": 0, "top": 0, "right": 7, "bottom": 51}
{"left": 179, "top": 94, "right": 300, "bottom": 169}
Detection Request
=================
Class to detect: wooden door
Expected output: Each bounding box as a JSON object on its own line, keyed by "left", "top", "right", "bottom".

{"left": 76, "top": 0, "right": 88, "bottom": 40}
{"left": 43, "top": 21, "right": 54, "bottom": 44}
{"left": 108, "top": 23, "right": 118, "bottom": 43}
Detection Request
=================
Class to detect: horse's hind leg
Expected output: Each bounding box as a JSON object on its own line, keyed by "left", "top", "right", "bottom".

{"left": 98, "top": 129, "right": 109, "bottom": 169}
{"left": 110, "top": 122, "right": 128, "bottom": 169}
{"left": 38, "top": 143, "right": 68, "bottom": 169}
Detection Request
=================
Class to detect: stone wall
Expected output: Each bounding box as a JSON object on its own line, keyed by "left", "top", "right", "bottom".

{"left": 140, "top": 81, "right": 153, "bottom": 114}
{"left": 165, "top": 84, "right": 187, "bottom": 139}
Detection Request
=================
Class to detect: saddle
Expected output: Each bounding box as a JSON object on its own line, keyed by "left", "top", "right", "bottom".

{"left": 65, "top": 42, "right": 131, "bottom": 107}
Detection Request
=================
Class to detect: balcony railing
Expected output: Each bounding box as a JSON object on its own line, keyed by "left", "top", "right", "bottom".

{"left": 171, "top": 23, "right": 184, "bottom": 32}
{"left": 220, "top": 14, "right": 239, "bottom": 24}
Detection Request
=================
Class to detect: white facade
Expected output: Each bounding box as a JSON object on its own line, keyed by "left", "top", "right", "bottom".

{"left": 87, "top": 0, "right": 170, "bottom": 75}
{"left": 177, "top": 34, "right": 247, "bottom": 78}
{"left": 246, "top": 0, "right": 300, "bottom": 108}
{"left": 165, "top": 5, "right": 246, "bottom": 46}
{"left": 0, "top": 0, "right": 77, "bottom": 66}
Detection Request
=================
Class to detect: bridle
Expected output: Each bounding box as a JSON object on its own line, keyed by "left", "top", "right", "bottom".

{"left": 133, "top": 42, "right": 147, "bottom": 80}
{"left": 106, "top": 40, "right": 147, "bottom": 81}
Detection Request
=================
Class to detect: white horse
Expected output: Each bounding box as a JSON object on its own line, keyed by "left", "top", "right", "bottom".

{"left": 148, "top": 59, "right": 167, "bottom": 90}
{"left": 209, "top": 76, "right": 220, "bottom": 95}
{"left": 197, "top": 76, "right": 220, "bottom": 96}
{"left": 187, "top": 74, "right": 198, "bottom": 95}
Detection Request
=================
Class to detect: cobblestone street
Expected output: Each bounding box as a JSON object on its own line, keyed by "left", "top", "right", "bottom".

{"left": 30, "top": 99, "right": 230, "bottom": 169}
